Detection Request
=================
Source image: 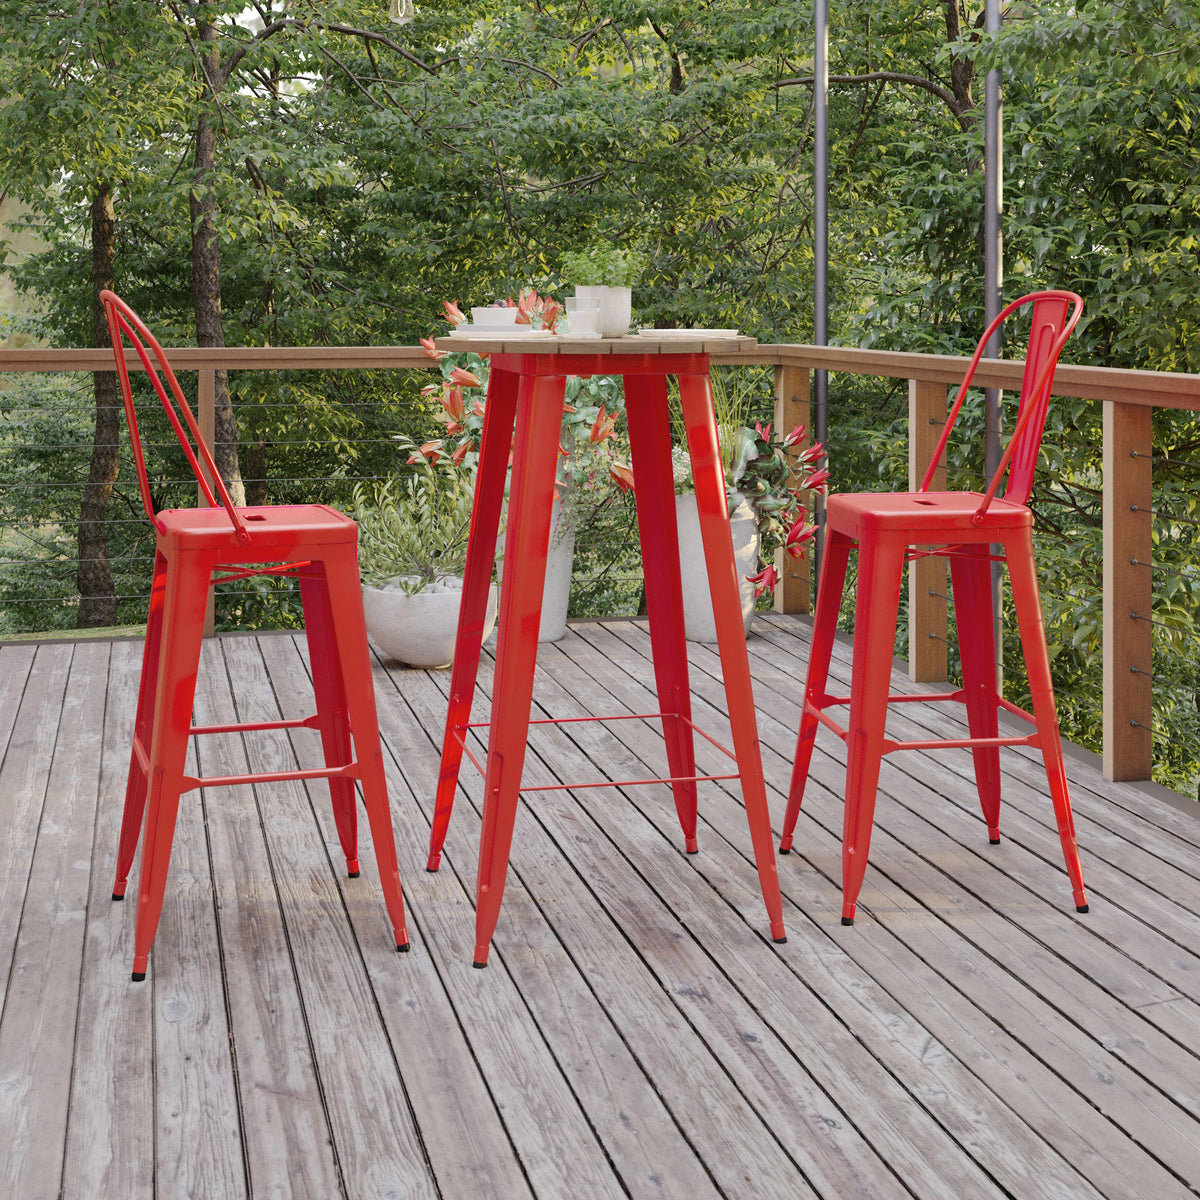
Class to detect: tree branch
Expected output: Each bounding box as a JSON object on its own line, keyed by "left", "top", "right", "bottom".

{"left": 774, "top": 70, "right": 974, "bottom": 128}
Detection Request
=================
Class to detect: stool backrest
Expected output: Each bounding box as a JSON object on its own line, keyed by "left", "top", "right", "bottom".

{"left": 100, "top": 290, "right": 250, "bottom": 544}
{"left": 918, "top": 290, "right": 1083, "bottom": 523}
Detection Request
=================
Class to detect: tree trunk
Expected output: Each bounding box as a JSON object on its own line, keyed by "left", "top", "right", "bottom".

{"left": 190, "top": 18, "right": 244, "bottom": 505}
{"left": 76, "top": 181, "right": 119, "bottom": 628}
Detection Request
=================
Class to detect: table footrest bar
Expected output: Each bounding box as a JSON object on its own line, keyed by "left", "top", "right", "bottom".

{"left": 190, "top": 714, "right": 321, "bottom": 736}
{"left": 181, "top": 762, "right": 359, "bottom": 792}
{"left": 881, "top": 733, "right": 1039, "bottom": 754}
{"left": 517, "top": 772, "right": 741, "bottom": 794}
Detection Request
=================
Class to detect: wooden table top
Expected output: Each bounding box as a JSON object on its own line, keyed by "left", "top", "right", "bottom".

{"left": 434, "top": 331, "right": 758, "bottom": 356}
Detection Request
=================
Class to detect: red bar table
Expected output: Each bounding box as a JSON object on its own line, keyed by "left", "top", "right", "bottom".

{"left": 425, "top": 330, "right": 786, "bottom": 966}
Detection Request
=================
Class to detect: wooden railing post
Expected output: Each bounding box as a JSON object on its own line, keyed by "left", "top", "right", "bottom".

{"left": 1102, "top": 402, "right": 1153, "bottom": 780}
{"left": 774, "top": 364, "right": 811, "bottom": 615}
{"left": 908, "top": 378, "right": 949, "bottom": 681}
{"left": 198, "top": 368, "right": 217, "bottom": 637}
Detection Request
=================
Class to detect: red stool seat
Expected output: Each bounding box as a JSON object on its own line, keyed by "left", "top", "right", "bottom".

{"left": 101, "top": 291, "right": 409, "bottom": 981}
{"left": 780, "top": 291, "right": 1090, "bottom": 925}
{"left": 830, "top": 490, "right": 1033, "bottom": 533}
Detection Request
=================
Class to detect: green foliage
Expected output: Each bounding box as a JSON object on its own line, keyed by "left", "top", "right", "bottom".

{"left": 561, "top": 243, "right": 648, "bottom": 289}
{"left": 3, "top": 0, "right": 1200, "bottom": 791}
{"left": 352, "top": 459, "right": 476, "bottom": 593}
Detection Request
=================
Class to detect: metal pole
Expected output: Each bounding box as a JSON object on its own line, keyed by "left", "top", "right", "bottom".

{"left": 813, "top": 0, "right": 829, "bottom": 568}
{"left": 983, "top": 0, "right": 1003, "bottom": 675}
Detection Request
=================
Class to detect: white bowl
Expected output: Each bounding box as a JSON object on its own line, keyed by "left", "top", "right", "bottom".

{"left": 470, "top": 306, "right": 518, "bottom": 328}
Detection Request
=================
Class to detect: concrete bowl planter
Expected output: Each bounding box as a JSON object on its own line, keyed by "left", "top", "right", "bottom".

{"left": 363, "top": 575, "right": 497, "bottom": 669}
{"left": 675, "top": 492, "right": 759, "bottom": 642}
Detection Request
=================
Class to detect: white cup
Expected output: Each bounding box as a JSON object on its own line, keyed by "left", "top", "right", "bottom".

{"left": 565, "top": 295, "right": 601, "bottom": 337}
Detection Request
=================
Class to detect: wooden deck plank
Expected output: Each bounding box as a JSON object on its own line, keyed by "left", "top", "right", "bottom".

{"left": 370, "top": 652, "right": 790, "bottom": 1200}
{"left": 255, "top": 636, "right": 538, "bottom": 1200}
{"left": 3, "top": 623, "right": 1200, "bottom": 1200}
{"left": 61, "top": 640, "right": 154, "bottom": 1200}
{"left": 572, "top": 619, "right": 1200, "bottom": 1200}
{"left": 0, "top": 643, "right": 36, "bottom": 765}
{"left": 279, "top": 636, "right": 633, "bottom": 1200}
{"left": 0, "top": 642, "right": 108, "bottom": 1200}
{"left": 0, "top": 643, "right": 74, "bottom": 1014}
{"left": 667, "top": 621, "right": 1200, "bottom": 1191}
{"left": 398, "top": 662, "right": 841, "bottom": 1199}
{"left": 217, "top": 634, "right": 446, "bottom": 1200}
{"left": 552, "top": 626, "right": 1134, "bottom": 1200}
{"left": 748, "top": 618, "right": 1200, "bottom": 1021}
{"left": 496, "top": 633, "right": 1089, "bottom": 1195}
{"left": 149, "top": 643, "right": 246, "bottom": 1199}
{"left": 189, "top": 642, "right": 350, "bottom": 1199}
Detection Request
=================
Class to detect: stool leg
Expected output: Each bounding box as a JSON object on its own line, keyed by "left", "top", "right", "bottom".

{"left": 130, "top": 554, "right": 210, "bottom": 980}
{"left": 625, "top": 373, "right": 699, "bottom": 852}
{"left": 473, "top": 373, "right": 563, "bottom": 967}
{"left": 300, "top": 567, "right": 359, "bottom": 877}
{"left": 321, "top": 543, "right": 410, "bottom": 950}
{"left": 1006, "top": 533, "right": 1089, "bottom": 912}
{"left": 840, "top": 535, "right": 906, "bottom": 926}
{"left": 114, "top": 549, "right": 168, "bottom": 900}
{"left": 781, "top": 529, "right": 853, "bottom": 853}
{"left": 427, "top": 365, "right": 519, "bottom": 872}
{"left": 679, "top": 372, "right": 786, "bottom": 943}
{"left": 949, "top": 543, "right": 1002, "bottom": 841}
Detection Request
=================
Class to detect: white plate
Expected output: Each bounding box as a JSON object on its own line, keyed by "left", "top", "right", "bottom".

{"left": 638, "top": 327, "right": 739, "bottom": 338}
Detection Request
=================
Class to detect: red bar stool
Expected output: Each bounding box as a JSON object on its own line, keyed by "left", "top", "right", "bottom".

{"left": 780, "top": 291, "right": 1089, "bottom": 924}
{"left": 101, "top": 291, "right": 409, "bottom": 980}
{"left": 423, "top": 338, "right": 787, "bottom": 966}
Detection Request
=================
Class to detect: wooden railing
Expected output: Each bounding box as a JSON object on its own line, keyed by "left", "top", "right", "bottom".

{"left": 3, "top": 340, "right": 1198, "bottom": 784}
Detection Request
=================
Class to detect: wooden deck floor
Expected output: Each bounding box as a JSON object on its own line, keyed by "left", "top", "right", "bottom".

{"left": 1, "top": 615, "right": 1199, "bottom": 1200}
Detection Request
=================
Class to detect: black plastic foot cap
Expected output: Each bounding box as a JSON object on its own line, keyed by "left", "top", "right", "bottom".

{"left": 840, "top": 916, "right": 855, "bottom": 926}
{"left": 1076, "top": 904, "right": 1090, "bottom": 913}
{"left": 112, "top": 892, "right": 125, "bottom": 901}
{"left": 989, "top": 837, "right": 1001, "bottom": 845}
{"left": 396, "top": 941, "right": 410, "bottom": 953}
{"left": 347, "top": 870, "right": 360, "bottom": 878}
{"left": 426, "top": 866, "right": 439, "bottom": 873}
{"left": 772, "top": 935, "right": 788, "bottom": 944}
{"left": 686, "top": 847, "right": 698, "bottom": 855}
{"left": 778, "top": 845, "right": 791, "bottom": 855}
{"left": 472, "top": 960, "right": 488, "bottom": 969}
{"left": 131, "top": 971, "right": 146, "bottom": 982}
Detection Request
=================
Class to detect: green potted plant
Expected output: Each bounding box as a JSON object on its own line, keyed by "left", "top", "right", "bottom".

{"left": 352, "top": 453, "right": 497, "bottom": 668}
{"left": 561, "top": 241, "right": 648, "bottom": 337}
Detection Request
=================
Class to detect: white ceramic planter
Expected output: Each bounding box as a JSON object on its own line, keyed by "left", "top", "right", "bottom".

{"left": 675, "top": 492, "right": 759, "bottom": 643}
{"left": 574, "top": 285, "right": 632, "bottom": 337}
{"left": 362, "top": 576, "right": 497, "bottom": 668}
{"left": 497, "top": 492, "right": 576, "bottom": 642}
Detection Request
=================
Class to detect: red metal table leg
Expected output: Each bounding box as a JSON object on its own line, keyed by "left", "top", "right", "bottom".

{"left": 624, "top": 372, "right": 699, "bottom": 852}
{"left": 473, "top": 373, "right": 565, "bottom": 966}
{"left": 427, "top": 366, "right": 520, "bottom": 871}
{"left": 678, "top": 372, "right": 786, "bottom": 943}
